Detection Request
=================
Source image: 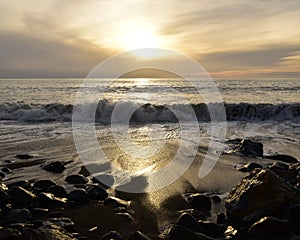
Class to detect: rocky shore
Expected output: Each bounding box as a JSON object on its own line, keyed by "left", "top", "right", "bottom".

{"left": 0, "top": 139, "right": 300, "bottom": 240}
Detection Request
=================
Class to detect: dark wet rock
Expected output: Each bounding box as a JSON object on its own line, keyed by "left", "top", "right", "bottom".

{"left": 92, "top": 173, "right": 114, "bottom": 188}
{"left": 237, "top": 162, "right": 263, "bottom": 172}
{"left": 78, "top": 165, "right": 91, "bottom": 177}
{"left": 128, "top": 231, "right": 152, "bottom": 240}
{"left": 198, "top": 220, "right": 224, "bottom": 238}
{"left": 1, "top": 167, "right": 11, "bottom": 174}
{"left": 65, "top": 174, "right": 88, "bottom": 184}
{"left": 38, "top": 192, "right": 67, "bottom": 209}
{"left": 269, "top": 162, "right": 298, "bottom": 185}
{"left": 265, "top": 154, "right": 298, "bottom": 164}
{"left": 100, "top": 230, "right": 124, "bottom": 240}
{"left": 216, "top": 212, "right": 225, "bottom": 224}
{"left": 289, "top": 204, "right": 300, "bottom": 234}
{"left": 47, "top": 185, "right": 68, "bottom": 198}
{"left": 0, "top": 228, "right": 23, "bottom": 240}
{"left": 178, "top": 209, "right": 207, "bottom": 221}
{"left": 1, "top": 204, "right": 12, "bottom": 215}
{"left": 0, "top": 172, "right": 5, "bottom": 179}
{"left": 44, "top": 217, "right": 75, "bottom": 231}
{"left": 176, "top": 213, "right": 203, "bottom": 233}
{"left": 8, "top": 186, "right": 36, "bottom": 207}
{"left": 33, "top": 180, "right": 56, "bottom": 192}
{"left": 226, "top": 169, "right": 300, "bottom": 224}
{"left": 248, "top": 216, "right": 290, "bottom": 239}
{"left": 7, "top": 180, "right": 31, "bottom": 191}
{"left": 30, "top": 208, "right": 49, "bottom": 219}
{"left": 229, "top": 139, "right": 263, "bottom": 157}
{"left": 224, "top": 226, "right": 238, "bottom": 239}
{"left": 186, "top": 194, "right": 212, "bottom": 212}
{"left": 104, "top": 196, "right": 130, "bottom": 208}
{"left": 87, "top": 184, "right": 108, "bottom": 200}
{"left": 35, "top": 225, "right": 76, "bottom": 240}
{"left": 2, "top": 208, "right": 31, "bottom": 225}
{"left": 68, "top": 189, "right": 89, "bottom": 204}
{"left": 115, "top": 212, "right": 135, "bottom": 222}
{"left": 42, "top": 161, "right": 66, "bottom": 173}
{"left": 0, "top": 189, "right": 11, "bottom": 206}
{"left": 168, "top": 225, "right": 217, "bottom": 240}
{"left": 16, "top": 154, "right": 33, "bottom": 160}
{"left": 210, "top": 195, "right": 222, "bottom": 203}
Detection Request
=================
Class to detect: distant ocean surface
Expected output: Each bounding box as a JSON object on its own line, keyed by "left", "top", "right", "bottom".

{"left": 0, "top": 78, "right": 299, "bottom": 122}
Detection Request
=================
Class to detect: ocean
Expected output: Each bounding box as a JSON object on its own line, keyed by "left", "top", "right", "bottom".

{"left": 0, "top": 78, "right": 300, "bottom": 190}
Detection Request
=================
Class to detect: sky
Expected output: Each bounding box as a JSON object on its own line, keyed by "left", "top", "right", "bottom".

{"left": 0, "top": 0, "right": 300, "bottom": 78}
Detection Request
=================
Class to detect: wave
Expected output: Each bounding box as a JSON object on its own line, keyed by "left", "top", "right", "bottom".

{"left": 0, "top": 100, "right": 300, "bottom": 123}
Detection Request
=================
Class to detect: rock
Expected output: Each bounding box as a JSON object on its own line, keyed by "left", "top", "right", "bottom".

{"left": 237, "top": 162, "right": 262, "bottom": 172}
{"left": 104, "top": 197, "right": 130, "bottom": 208}
{"left": 44, "top": 217, "right": 75, "bottom": 231}
{"left": 31, "top": 208, "right": 49, "bottom": 219}
{"left": 8, "top": 186, "right": 36, "bottom": 207}
{"left": 216, "top": 213, "right": 225, "bottom": 224}
{"left": 100, "top": 230, "right": 124, "bottom": 240}
{"left": 289, "top": 204, "right": 300, "bottom": 223}
{"left": 224, "top": 226, "right": 238, "bottom": 239}
{"left": 269, "top": 162, "right": 297, "bottom": 185}
{"left": 1, "top": 167, "right": 11, "bottom": 174}
{"left": 176, "top": 213, "right": 203, "bottom": 233}
{"left": 186, "top": 194, "right": 212, "bottom": 212}
{"left": 0, "top": 189, "right": 11, "bottom": 206}
{"left": 115, "top": 212, "right": 135, "bottom": 222}
{"left": 3, "top": 208, "right": 31, "bottom": 225}
{"left": 178, "top": 209, "right": 207, "bottom": 221}
{"left": 226, "top": 169, "right": 300, "bottom": 224}
{"left": 129, "top": 231, "right": 152, "bottom": 240}
{"left": 16, "top": 154, "right": 33, "bottom": 160}
{"left": 65, "top": 174, "right": 88, "bottom": 184}
{"left": 42, "top": 161, "right": 66, "bottom": 173}
{"left": 0, "top": 228, "right": 23, "bottom": 240}
{"left": 68, "top": 189, "right": 89, "bottom": 204}
{"left": 36, "top": 225, "right": 76, "bottom": 240}
{"left": 248, "top": 216, "right": 290, "bottom": 239}
{"left": 230, "top": 139, "right": 263, "bottom": 157}
{"left": 198, "top": 220, "right": 224, "bottom": 238}
{"left": 47, "top": 185, "right": 68, "bottom": 198}
{"left": 0, "top": 172, "right": 5, "bottom": 179}
{"left": 38, "top": 193, "right": 67, "bottom": 209}
{"left": 87, "top": 184, "right": 108, "bottom": 200}
{"left": 168, "top": 225, "right": 217, "bottom": 240}
{"left": 7, "top": 180, "right": 31, "bottom": 190}
{"left": 265, "top": 154, "right": 298, "bottom": 164}
{"left": 210, "top": 195, "right": 221, "bottom": 203}
{"left": 33, "top": 180, "right": 56, "bottom": 192}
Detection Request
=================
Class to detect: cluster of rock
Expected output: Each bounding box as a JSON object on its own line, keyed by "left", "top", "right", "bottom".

{"left": 0, "top": 168, "right": 151, "bottom": 240}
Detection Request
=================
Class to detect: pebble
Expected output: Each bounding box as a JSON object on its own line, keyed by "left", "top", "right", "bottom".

{"left": 3, "top": 208, "right": 31, "bottom": 225}
{"left": 68, "top": 189, "right": 89, "bottom": 204}
{"left": 33, "top": 180, "right": 56, "bottom": 192}
{"left": 38, "top": 192, "right": 67, "bottom": 209}
{"left": 87, "top": 184, "right": 108, "bottom": 200}
{"left": 46, "top": 185, "right": 68, "bottom": 198}
{"left": 42, "top": 161, "right": 66, "bottom": 173}
{"left": 65, "top": 174, "right": 88, "bottom": 184}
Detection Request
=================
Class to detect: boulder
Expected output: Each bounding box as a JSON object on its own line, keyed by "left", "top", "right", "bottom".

{"left": 230, "top": 139, "right": 263, "bottom": 157}
{"left": 2, "top": 208, "right": 31, "bottom": 225}
{"left": 100, "top": 230, "right": 124, "bottom": 240}
{"left": 265, "top": 154, "right": 298, "bottom": 164}
{"left": 237, "top": 162, "right": 262, "bottom": 172}
{"left": 176, "top": 213, "right": 203, "bottom": 233}
{"left": 248, "top": 216, "right": 290, "bottom": 239}
{"left": 186, "top": 194, "right": 212, "bottom": 212}
{"left": 7, "top": 180, "right": 31, "bottom": 190}
{"left": 65, "top": 174, "right": 88, "bottom": 184}
{"left": 16, "top": 154, "right": 33, "bottom": 160}
{"left": 226, "top": 169, "right": 300, "bottom": 224}
{"left": 129, "top": 231, "right": 152, "bottom": 240}
{"left": 8, "top": 186, "right": 36, "bottom": 207}
{"left": 38, "top": 193, "right": 67, "bottom": 209}
{"left": 42, "top": 161, "right": 66, "bottom": 173}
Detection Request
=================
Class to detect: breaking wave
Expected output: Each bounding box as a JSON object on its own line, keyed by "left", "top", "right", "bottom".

{"left": 0, "top": 100, "right": 299, "bottom": 123}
